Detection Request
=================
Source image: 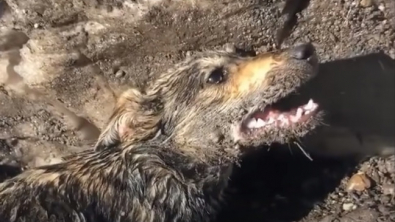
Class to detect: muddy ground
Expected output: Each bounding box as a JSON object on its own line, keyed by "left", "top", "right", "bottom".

{"left": 1, "top": 0, "right": 395, "bottom": 221}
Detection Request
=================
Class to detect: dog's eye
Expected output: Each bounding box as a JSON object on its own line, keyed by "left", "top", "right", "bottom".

{"left": 207, "top": 68, "right": 226, "bottom": 84}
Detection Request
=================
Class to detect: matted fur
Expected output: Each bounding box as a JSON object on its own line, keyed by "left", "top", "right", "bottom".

{"left": 0, "top": 43, "right": 322, "bottom": 222}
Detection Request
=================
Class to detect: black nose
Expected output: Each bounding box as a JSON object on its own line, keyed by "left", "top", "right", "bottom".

{"left": 290, "top": 43, "right": 316, "bottom": 60}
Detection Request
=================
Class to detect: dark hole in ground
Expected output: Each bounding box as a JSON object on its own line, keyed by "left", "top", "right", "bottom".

{"left": 217, "top": 144, "right": 360, "bottom": 222}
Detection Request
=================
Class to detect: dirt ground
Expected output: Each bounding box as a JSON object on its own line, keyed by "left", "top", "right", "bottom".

{"left": 1, "top": 0, "right": 395, "bottom": 221}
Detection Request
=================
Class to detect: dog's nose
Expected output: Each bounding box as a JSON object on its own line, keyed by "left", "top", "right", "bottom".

{"left": 290, "top": 43, "right": 316, "bottom": 60}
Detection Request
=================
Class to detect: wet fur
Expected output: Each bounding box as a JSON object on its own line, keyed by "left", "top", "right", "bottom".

{"left": 0, "top": 45, "right": 321, "bottom": 222}
{"left": 0, "top": 143, "right": 231, "bottom": 222}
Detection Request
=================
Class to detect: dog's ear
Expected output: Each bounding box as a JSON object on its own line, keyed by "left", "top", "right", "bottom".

{"left": 94, "top": 88, "right": 162, "bottom": 151}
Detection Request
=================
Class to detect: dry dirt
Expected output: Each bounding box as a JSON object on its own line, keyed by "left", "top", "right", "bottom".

{"left": 0, "top": 0, "right": 395, "bottom": 221}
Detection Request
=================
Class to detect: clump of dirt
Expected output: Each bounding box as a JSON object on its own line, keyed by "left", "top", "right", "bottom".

{"left": 0, "top": 0, "right": 394, "bottom": 221}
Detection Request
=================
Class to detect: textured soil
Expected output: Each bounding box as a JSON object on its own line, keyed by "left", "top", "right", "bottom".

{"left": 1, "top": 0, "right": 395, "bottom": 221}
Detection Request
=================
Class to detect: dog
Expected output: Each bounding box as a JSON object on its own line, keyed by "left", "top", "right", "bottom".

{"left": 0, "top": 42, "right": 322, "bottom": 222}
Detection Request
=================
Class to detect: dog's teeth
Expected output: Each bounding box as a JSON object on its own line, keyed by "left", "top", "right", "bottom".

{"left": 255, "top": 118, "right": 266, "bottom": 128}
{"left": 247, "top": 118, "right": 258, "bottom": 128}
{"left": 304, "top": 99, "right": 317, "bottom": 110}
{"left": 247, "top": 118, "right": 266, "bottom": 128}
{"left": 267, "top": 118, "right": 275, "bottom": 124}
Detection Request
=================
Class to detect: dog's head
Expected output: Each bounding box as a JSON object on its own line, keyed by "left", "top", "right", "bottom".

{"left": 96, "top": 43, "right": 322, "bottom": 164}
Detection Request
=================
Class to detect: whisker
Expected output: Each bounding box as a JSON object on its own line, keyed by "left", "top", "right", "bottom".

{"left": 294, "top": 141, "right": 313, "bottom": 161}
{"left": 318, "top": 119, "right": 329, "bottom": 126}
{"left": 287, "top": 141, "right": 293, "bottom": 155}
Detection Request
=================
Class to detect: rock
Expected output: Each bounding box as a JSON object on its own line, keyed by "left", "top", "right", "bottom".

{"left": 382, "top": 184, "right": 395, "bottom": 195}
{"left": 378, "top": 4, "right": 385, "bottom": 12}
{"left": 340, "top": 207, "right": 379, "bottom": 222}
{"left": 346, "top": 172, "right": 372, "bottom": 192}
{"left": 114, "top": 68, "right": 126, "bottom": 78}
{"left": 360, "top": 0, "right": 373, "bottom": 7}
{"left": 342, "top": 202, "right": 356, "bottom": 211}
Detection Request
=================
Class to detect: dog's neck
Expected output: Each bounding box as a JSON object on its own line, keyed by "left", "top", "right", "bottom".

{"left": 148, "top": 130, "right": 242, "bottom": 167}
{"left": 131, "top": 142, "right": 235, "bottom": 212}
{"left": 126, "top": 140, "right": 235, "bottom": 186}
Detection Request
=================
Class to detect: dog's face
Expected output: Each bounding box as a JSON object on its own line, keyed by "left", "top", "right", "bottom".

{"left": 96, "top": 43, "right": 322, "bottom": 162}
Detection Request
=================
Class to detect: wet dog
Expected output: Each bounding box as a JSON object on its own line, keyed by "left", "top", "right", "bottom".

{"left": 0, "top": 43, "right": 322, "bottom": 222}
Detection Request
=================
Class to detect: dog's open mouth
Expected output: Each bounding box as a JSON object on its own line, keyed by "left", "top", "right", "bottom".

{"left": 240, "top": 95, "right": 319, "bottom": 135}
{"left": 243, "top": 99, "right": 318, "bottom": 130}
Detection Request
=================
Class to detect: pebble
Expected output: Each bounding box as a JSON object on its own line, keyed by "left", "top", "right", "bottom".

{"left": 342, "top": 202, "right": 356, "bottom": 211}
{"left": 382, "top": 184, "right": 395, "bottom": 195}
{"left": 378, "top": 4, "right": 385, "bottom": 12}
{"left": 360, "top": 0, "right": 372, "bottom": 7}
{"left": 114, "top": 68, "right": 126, "bottom": 78}
{"left": 346, "top": 172, "right": 372, "bottom": 192}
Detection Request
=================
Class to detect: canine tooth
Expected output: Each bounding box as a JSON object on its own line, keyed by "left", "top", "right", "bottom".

{"left": 247, "top": 118, "right": 258, "bottom": 128}
{"left": 305, "top": 110, "right": 312, "bottom": 115}
{"left": 255, "top": 118, "right": 266, "bottom": 128}
{"left": 304, "top": 99, "right": 316, "bottom": 110}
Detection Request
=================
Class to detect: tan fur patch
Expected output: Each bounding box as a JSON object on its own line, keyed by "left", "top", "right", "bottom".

{"left": 228, "top": 55, "right": 282, "bottom": 98}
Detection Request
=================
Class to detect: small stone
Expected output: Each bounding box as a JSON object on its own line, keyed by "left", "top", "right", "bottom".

{"left": 146, "top": 56, "right": 154, "bottom": 61}
{"left": 114, "top": 68, "right": 126, "bottom": 78}
{"left": 370, "top": 170, "right": 380, "bottom": 182}
{"left": 346, "top": 172, "right": 372, "bottom": 192}
{"left": 382, "top": 184, "right": 395, "bottom": 195}
{"left": 185, "top": 51, "right": 192, "bottom": 57}
{"left": 33, "top": 23, "right": 40, "bottom": 29}
{"left": 360, "top": 0, "right": 372, "bottom": 7}
{"left": 378, "top": 4, "right": 385, "bottom": 11}
{"left": 342, "top": 202, "right": 355, "bottom": 211}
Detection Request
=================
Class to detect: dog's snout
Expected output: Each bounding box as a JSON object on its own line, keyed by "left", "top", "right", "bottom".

{"left": 290, "top": 43, "right": 316, "bottom": 60}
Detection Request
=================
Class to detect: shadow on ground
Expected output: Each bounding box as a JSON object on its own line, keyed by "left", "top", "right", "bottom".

{"left": 217, "top": 52, "right": 395, "bottom": 222}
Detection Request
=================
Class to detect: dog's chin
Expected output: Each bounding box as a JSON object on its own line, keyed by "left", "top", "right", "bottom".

{"left": 231, "top": 96, "right": 323, "bottom": 147}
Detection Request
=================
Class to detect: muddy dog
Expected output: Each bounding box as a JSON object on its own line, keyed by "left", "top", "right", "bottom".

{"left": 0, "top": 42, "right": 322, "bottom": 222}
